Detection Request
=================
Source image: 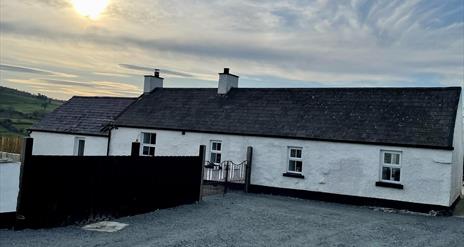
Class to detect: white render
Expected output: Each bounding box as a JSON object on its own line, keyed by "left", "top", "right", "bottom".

{"left": 450, "top": 94, "right": 463, "bottom": 203}
{"left": 30, "top": 131, "right": 108, "bottom": 156}
{"left": 218, "top": 72, "right": 238, "bottom": 94}
{"left": 0, "top": 162, "right": 20, "bottom": 213}
{"left": 110, "top": 126, "right": 461, "bottom": 207}
{"left": 144, "top": 74, "right": 163, "bottom": 93}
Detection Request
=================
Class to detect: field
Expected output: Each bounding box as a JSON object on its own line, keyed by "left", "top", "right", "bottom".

{"left": 0, "top": 86, "right": 63, "bottom": 136}
{"left": 1, "top": 192, "right": 463, "bottom": 246}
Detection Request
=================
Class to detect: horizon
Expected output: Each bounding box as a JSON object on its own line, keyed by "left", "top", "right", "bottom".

{"left": 1, "top": 0, "right": 463, "bottom": 100}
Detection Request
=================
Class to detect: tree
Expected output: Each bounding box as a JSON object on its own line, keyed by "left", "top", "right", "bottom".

{"left": 37, "top": 94, "right": 51, "bottom": 110}
{"left": 41, "top": 99, "right": 51, "bottom": 110}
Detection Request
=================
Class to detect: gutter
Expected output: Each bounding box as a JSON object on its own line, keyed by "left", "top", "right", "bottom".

{"left": 28, "top": 129, "right": 108, "bottom": 137}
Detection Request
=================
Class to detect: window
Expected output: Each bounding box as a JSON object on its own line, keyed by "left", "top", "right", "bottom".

{"left": 74, "top": 137, "right": 85, "bottom": 156}
{"left": 141, "top": 132, "right": 156, "bottom": 156}
{"left": 210, "top": 140, "right": 222, "bottom": 164}
{"left": 288, "top": 147, "right": 303, "bottom": 173}
{"left": 380, "top": 150, "right": 401, "bottom": 183}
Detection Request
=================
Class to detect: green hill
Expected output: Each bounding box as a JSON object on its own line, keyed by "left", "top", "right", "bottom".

{"left": 0, "top": 86, "right": 64, "bottom": 136}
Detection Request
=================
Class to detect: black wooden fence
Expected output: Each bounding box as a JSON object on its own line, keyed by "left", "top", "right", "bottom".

{"left": 15, "top": 139, "right": 205, "bottom": 229}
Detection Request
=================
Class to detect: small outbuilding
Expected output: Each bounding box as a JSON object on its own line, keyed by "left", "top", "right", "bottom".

{"left": 29, "top": 96, "right": 135, "bottom": 155}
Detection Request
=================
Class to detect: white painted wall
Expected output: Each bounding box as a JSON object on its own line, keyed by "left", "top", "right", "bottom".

{"left": 110, "top": 127, "right": 456, "bottom": 206}
{"left": 450, "top": 93, "right": 463, "bottom": 203}
{"left": 144, "top": 74, "right": 163, "bottom": 93}
{"left": 30, "top": 131, "right": 108, "bottom": 156}
{"left": 0, "top": 162, "right": 20, "bottom": 213}
{"left": 218, "top": 72, "right": 238, "bottom": 94}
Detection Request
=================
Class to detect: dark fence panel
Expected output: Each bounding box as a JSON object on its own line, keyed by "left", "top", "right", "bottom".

{"left": 16, "top": 155, "right": 202, "bottom": 229}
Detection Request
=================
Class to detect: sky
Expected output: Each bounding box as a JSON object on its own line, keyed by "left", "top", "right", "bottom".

{"left": 0, "top": 0, "right": 463, "bottom": 100}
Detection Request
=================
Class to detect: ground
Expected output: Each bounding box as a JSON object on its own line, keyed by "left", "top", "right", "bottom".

{"left": 456, "top": 186, "right": 464, "bottom": 217}
{"left": 1, "top": 192, "right": 464, "bottom": 247}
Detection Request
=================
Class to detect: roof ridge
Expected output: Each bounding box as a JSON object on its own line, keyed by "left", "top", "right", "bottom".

{"left": 106, "top": 94, "right": 145, "bottom": 131}
{"left": 72, "top": 96, "right": 138, "bottom": 99}
{"left": 233, "top": 87, "right": 462, "bottom": 90}
{"left": 157, "top": 87, "right": 461, "bottom": 90}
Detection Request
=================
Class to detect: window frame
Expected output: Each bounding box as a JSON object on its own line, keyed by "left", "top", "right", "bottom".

{"left": 379, "top": 150, "right": 402, "bottom": 184}
{"left": 210, "top": 140, "right": 222, "bottom": 165}
{"left": 73, "top": 137, "right": 85, "bottom": 156}
{"left": 140, "top": 132, "right": 156, "bottom": 156}
{"left": 287, "top": 146, "right": 303, "bottom": 174}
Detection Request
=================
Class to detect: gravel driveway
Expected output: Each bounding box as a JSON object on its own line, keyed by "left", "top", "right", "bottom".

{"left": 1, "top": 192, "right": 463, "bottom": 247}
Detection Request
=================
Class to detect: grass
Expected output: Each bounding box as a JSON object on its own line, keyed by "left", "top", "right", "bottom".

{"left": 0, "top": 86, "right": 64, "bottom": 136}
{"left": 0, "top": 125, "right": 14, "bottom": 136}
{"left": 0, "top": 88, "right": 62, "bottom": 114}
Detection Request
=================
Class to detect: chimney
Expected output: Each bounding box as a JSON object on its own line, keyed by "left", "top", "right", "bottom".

{"left": 144, "top": 69, "right": 164, "bottom": 93}
{"left": 218, "top": 68, "right": 239, "bottom": 95}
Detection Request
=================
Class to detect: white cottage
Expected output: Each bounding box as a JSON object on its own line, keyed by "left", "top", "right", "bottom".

{"left": 29, "top": 96, "right": 135, "bottom": 155}
{"left": 31, "top": 68, "right": 463, "bottom": 211}
{"left": 109, "top": 69, "right": 463, "bottom": 210}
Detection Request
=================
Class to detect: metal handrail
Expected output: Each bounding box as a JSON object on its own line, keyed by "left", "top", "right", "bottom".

{"left": 203, "top": 160, "right": 248, "bottom": 195}
{"left": 204, "top": 160, "right": 246, "bottom": 182}
{"left": 204, "top": 160, "right": 247, "bottom": 167}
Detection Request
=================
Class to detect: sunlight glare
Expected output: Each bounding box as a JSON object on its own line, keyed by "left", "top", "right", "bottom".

{"left": 71, "top": 0, "right": 110, "bottom": 20}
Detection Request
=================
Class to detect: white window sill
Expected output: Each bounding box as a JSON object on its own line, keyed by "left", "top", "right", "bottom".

{"left": 282, "top": 172, "right": 304, "bottom": 179}
{"left": 375, "top": 181, "right": 403, "bottom": 189}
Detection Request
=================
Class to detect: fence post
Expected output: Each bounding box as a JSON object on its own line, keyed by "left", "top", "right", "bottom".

{"left": 224, "top": 162, "right": 229, "bottom": 195}
{"left": 198, "top": 145, "right": 206, "bottom": 201}
{"left": 245, "top": 146, "right": 253, "bottom": 193}
{"left": 15, "top": 137, "right": 33, "bottom": 229}
{"left": 131, "top": 142, "right": 140, "bottom": 157}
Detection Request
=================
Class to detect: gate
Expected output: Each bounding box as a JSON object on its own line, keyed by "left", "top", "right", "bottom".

{"left": 203, "top": 160, "right": 247, "bottom": 195}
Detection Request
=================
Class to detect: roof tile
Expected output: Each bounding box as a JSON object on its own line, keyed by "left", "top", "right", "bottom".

{"left": 31, "top": 96, "right": 136, "bottom": 136}
{"left": 115, "top": 87, "right": 461, "bottom": 149}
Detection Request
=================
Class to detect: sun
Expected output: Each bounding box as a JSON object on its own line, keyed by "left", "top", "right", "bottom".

{"left": 71, "top": 0, "right": 110, "bottom": 20}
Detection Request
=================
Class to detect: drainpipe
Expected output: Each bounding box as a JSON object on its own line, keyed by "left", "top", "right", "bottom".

{"left": 106, "top": 126, "right": 113, "bottom": 156}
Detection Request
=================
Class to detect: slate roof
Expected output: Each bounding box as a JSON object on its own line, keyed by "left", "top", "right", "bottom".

{"left": 30, "top": 96, "right": 136, "bottom": 136}
{"left": 115, "top": 87, "right": 461, "bottom": 149}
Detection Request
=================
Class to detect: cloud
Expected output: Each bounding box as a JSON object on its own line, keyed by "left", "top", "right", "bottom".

{"left": 29, "top": 0, "right": 70, "bottom": 8}
{"left": 0, "top": 64, "right": 54, "bottom": 75}
{"left": 93, "top": 71, "right": 131, "bottom": 78}
{"left": 118, "top": 64, "right": 194, "bottom": 78}
{"left": 2, "top": 19, "right": 459, "bottom": 81}
{"left": 118, "top": 64, "right": 154, "bottom": 72}
{"left": 8, "top": 78, "right": 141, "bottom": 99}
{"left": 1, "top": 12, "right": 461, "bottom": 82}
{"left": 1, "top": 0, "right": 463, "bottom": 96}
{"left": 0, "top": 64, "right": 75, "bottom": 77}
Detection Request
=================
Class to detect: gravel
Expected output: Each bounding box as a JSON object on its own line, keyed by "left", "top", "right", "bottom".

{"left": 1, "top": 192, "right": 464, "bottom": 247}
